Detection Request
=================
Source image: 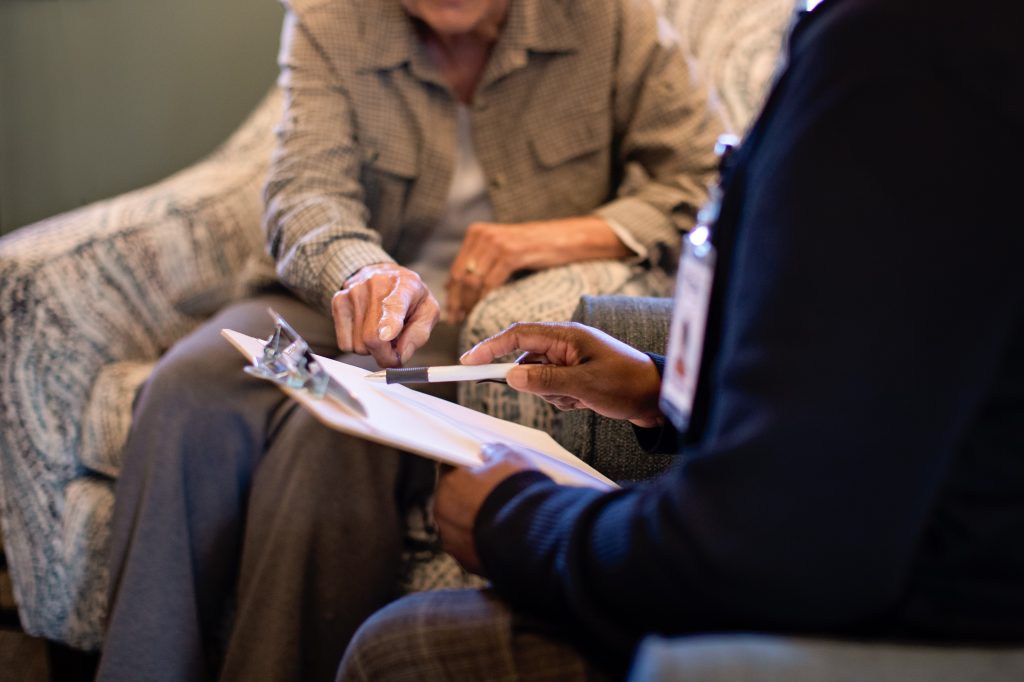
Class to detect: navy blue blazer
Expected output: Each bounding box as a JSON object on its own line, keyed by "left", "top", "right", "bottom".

{"left": 475, "top": 0, "right": 1024, "bottom": 666}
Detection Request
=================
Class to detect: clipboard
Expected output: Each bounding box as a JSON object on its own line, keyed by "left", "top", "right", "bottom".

{"left": 221, "top": 317, "right": 617, "bottom": 491}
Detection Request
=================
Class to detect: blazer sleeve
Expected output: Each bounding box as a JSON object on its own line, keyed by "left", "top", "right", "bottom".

{"left": 593, "top": 0, "right": 726, "bottom": 272}
{"left": 262, "top": 8, "right": 394, "bottom": 313}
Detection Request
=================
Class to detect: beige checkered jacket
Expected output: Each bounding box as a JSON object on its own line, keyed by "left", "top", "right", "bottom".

{"left": 264, "top": 0, "right": 725, "bottom": 314}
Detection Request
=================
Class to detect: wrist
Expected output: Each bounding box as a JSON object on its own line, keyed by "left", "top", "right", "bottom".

{"left": 522, "top": 217, "right": 631, "bottom": 269}
{"left": 631, "top": 353, "right": 664, "bottom": 424}
{"left": 344, "top": 261, "right": 404, "bottom": 288}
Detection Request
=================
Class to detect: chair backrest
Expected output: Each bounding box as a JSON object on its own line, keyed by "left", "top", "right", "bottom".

{"left": 657, "top": 0, "right": 792, "bottom": 132}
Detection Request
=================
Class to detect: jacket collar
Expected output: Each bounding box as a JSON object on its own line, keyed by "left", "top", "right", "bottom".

{"left": 357, "top": 0, "right": 417, "bottom": 72}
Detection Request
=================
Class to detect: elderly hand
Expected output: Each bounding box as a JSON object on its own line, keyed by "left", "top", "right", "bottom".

{"left": 461, "top": 321, "right": 664, "bottom": 427}
{"left": 445, "top": 216, "right": 630, "bottom": 324}
{"left": 331, "top": 263, "right": 440, "bottom": 368}
{"left": 434, "top": 444, "right": 536, "bottom": 575}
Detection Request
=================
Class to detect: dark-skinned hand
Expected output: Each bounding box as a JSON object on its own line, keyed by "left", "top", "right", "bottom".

{"left": 434, "top": 444, "right": 535, "bottom": 575}
{"left": 460, "top": 321, "right": 664, "bottom": 427}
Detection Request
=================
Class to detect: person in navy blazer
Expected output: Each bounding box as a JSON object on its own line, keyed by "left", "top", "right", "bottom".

{"left": 337, "top": 0, "right": 1024, "bottom": 678}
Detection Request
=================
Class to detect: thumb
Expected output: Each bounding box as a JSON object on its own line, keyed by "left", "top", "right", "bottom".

{"left": 378, "top": 284, "right": 413, "bottom": 342}
{"left": 395, "top": 298, "right": 438, "bottom": 365}
{"left": 506, "top": 363, "right": 577, "bottom": 398}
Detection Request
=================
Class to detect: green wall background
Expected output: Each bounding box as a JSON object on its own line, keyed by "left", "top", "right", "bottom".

{"left": 0, "top": 0, "right": 284, "bottom": 234}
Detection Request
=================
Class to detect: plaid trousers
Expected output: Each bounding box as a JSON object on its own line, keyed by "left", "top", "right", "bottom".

{"left": 338, "top": 589, "right": 615, "bottom": 682}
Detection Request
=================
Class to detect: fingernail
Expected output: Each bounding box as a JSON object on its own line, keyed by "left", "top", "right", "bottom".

{"left": 480, "top": 443, "right": 499, "bottom": 462}
{"left": 378, "top": 324, "right": 394, "bottom": 341}
{"left": 505, "top": 367, "right": 526, "bottom": 389}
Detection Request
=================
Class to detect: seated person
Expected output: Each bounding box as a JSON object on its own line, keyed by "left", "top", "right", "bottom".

{"left": 337, "top": 0, "right": 1024, "bottom": 679}
{"left": 97, "top": 0, "right": 724, "bottom": 680}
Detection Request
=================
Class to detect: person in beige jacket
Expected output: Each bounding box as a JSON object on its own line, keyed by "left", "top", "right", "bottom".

{"left": 98, "top": 1, "right": 724, "bottom": 680}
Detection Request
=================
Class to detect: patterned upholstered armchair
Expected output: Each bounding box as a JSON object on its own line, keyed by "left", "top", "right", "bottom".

{"left": 0, "top": 0, "right": 792, "bottom": 651}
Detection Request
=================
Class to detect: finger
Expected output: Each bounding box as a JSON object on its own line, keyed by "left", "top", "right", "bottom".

{"left": 460, "top": 322, "right": 577, "bottom": 365}
{"left": 541, "top": 395, "right": 583, "bottom": 411}
{"left": 331, "top": 291, "right": 355, "bottom": 351}
{"left": 479, "top": 443, "right": 499, "bottom": 463}
{"left": 353, "top": 287, "right": 382, "bottom": 357}
{"left": 446, "top": 267, "right": 477, "bottom": 326}
{"left": 361, "top": 299, "right": 399, "bottom": 367}
{"left": 449, "top": 224, "right": 485, "bottom": 280}
{"left": 447, "top": 230, "right": 485, "bottom": 323}
{"left": 395, "top": 294, "right": 440, "bottom": 365}
{"left": 469, "top": 444, "right": 535, "bottom": 476}
{"left": 455, "top": 277, "right": 482, "bottom": 323}
{"left": 478, "top": 442, "right": 509, "bottom": 465}
{"left": 479, "top": 261, "right": 512, "bottom": 303}
{"left": 460, "top": 253, "right": 510, "bottom": 320}
{"left": 505, "top": 362, "right": 584, "bottom": 398}
{"left": 366, "top": 340, "right": 400, "bottom": 368}
{"left": 445, "top": 277, "right": 462, "bottom": 325}
{"left": 363, "top": 274, "right": 422, "bottom": 367}
{"left": 454, "top": 260, "right": 488, "bottom": 323}
{"left": 453, "top": 241, "right": 501, "bottom": 322}
{"left": 340, "top": 290, "right": 373, "bottom": 355}
{"left": 377, "top": 277, "right": 418, "bottom": 343}
{"left": 444, "top": 263, "right": 459, "bottom": 324}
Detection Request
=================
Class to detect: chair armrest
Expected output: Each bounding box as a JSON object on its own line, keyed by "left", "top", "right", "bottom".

{"left": 630, "top": 634, "right": 1024, "bottom": 682}
{"left": 573, "top": 294, "right": 674, "bottom": 352}
{"left": 0, "top": 86, "right": 280, "bottom": 471}
{"left": 560, "top": 295, "right": 676, "bottom": 483}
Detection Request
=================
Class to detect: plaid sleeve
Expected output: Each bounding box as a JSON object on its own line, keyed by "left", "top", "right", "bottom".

{"left": 262, "top": 10, "right": 394, "bottom": 313}
{"left": 594, "top": 0, "right": 726, "bottom": 273}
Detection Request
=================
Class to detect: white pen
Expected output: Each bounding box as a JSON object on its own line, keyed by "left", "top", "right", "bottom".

{"left": 365, "top": 362, "right": 520, "bottom": 385}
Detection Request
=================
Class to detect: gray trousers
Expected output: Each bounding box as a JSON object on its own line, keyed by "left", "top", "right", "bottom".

{"left": 338, "top": 589, "right": 612, "bottom": 682}
{"left": 98, "top": 291, "right": 446, "bottom": 682}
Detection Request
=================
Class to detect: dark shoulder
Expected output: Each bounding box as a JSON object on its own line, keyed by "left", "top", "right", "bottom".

{"left": 796, "top": 0, "right": 1023, "bottom": 126}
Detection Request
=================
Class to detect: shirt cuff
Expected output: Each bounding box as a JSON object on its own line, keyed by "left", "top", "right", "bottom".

{"left": 594, "top": 197, "right": 677, "bottom": 264}
{"left": 316, "top": 241, "right": 395, "bottom": 309}
{"left": 633, "top": 353, "right": 679, "bottom": 454}
{"left": 603, "top": 215, "right": 648, "bottom": 264}
{"left": 632, "top": 422, "right": 679, "bottom": 455}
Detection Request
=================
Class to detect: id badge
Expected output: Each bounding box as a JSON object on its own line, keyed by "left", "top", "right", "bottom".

{"left": 660, "top": 226, "right": 716, "bottom": 433}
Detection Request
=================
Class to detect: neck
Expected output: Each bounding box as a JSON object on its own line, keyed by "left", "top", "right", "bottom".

{"left": 430, "top": 1, "right": 507, "bottom": 53}
{"left": 421, "top": 3, "right": 509, "bottom": 104}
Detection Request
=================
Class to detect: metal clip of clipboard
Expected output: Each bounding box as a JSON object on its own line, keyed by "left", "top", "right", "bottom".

{"left": 244, "top": 308, "right": 367, "bottom": 417}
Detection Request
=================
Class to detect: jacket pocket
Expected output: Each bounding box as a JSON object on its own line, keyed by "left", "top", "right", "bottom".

{"left": 529, "top": 111, "right": 607, "bottom": 168}
{"left": 524, "top": 110, "right": 611, "bottom": 215}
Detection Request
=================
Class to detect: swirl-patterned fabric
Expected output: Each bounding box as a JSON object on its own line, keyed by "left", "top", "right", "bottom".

{"left": 0, "top": 0, "right": 792, "bottom": 650}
